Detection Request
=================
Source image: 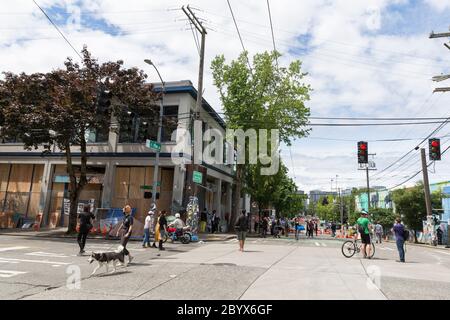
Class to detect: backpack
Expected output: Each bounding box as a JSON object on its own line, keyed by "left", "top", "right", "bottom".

{"left": 403, "top": 228, "right": 410, "bottom": 241}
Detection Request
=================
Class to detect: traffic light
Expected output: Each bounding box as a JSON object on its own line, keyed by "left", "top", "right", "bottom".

{"left": 357, "top": 141, "right": 368, "bottom": 163}
{"left": 96, "top": 89, "right": 112, "bottom": 117}
{"left": 429, "top": 138, "right": 441, "bottom": 161}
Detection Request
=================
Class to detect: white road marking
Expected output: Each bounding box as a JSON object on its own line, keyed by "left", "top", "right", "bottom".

{"left": 25, "top": 252, "right": 69, "bottom": 258}
{"left": 315, "top": 242, "right": 320, "bottom": 247}
{"left": 321, "top": 243, "right": 327, "bottom": 247}
{"left": 86, "top": 246, "right": 145, "bottom": 252}
{"left": 0, "top": 270, "right": 27, "bottom": 278}
{"left": 52, "top": 265, "right": 62, "bottom": 267}
{"left": 435, "top": 250, "right": 450, "bottom": 256}
{"left": 0, "top": 257, "right": 71, "bottom": 265}
{"left": 383, "top": 247, "right": 394, "bottom": 251}
{"left": 0, "top": 246, "right": 29, "bottom": 252}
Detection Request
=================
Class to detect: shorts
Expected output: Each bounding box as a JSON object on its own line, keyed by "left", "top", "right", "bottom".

{"left": 237, "top": 231, "right": 247, "bottom": 241}
{"left": 361, "top": 233, "right": 371, "bottom": 244}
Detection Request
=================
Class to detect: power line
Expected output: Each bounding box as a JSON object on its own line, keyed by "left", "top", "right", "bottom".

{"left": 202, "top": 8, "right": 450, "bottom": 65}
{"left": 32, "top": 0, "right": 82, "bottom": 60}
{"left": 387, "top": 142, "right": 450, "bottom": 190}
{"left": 266, "top": 0, "right": 277, "bottom": 65}
{"left": 226, "top": 0, "right": 252, "bottom": 71}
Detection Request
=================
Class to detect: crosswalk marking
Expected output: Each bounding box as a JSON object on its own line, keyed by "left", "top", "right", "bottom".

{"left": 0, "top": 257, "right": 71, "bottom": 266}
{"left": 25, "top": 252, "right": 69, "bottom": 258}
{"left": 315, "top": 242, "right": 320, "bottom": 247}
{"left": 435, "top": 250, "right": 450, "bottom": 256}
{"left": 85, "top": 246, "right": 146, "bottom": 252}
{"left": 0, "top": 270, "right": 27, "bottom": 278}
{"left": 321, "top": 243, "right": 327, "bottom": 247}
{"left": 0, "top": 246, "right": 29, "bottom": 252}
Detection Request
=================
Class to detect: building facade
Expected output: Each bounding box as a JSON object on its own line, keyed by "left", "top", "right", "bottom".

{"left": 0, "top": 80, "right": 235, "bottom": 229}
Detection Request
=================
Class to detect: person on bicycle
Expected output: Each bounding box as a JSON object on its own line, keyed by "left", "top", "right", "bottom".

{"left": 356, "top": 210, "right": 372, "bottom": 259}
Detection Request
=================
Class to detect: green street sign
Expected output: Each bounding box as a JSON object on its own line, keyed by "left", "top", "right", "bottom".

{"left": 146, "top": 139, "right": 161, "bottom": 151}
{"left": 193, "top": 171, "right": 203, "bottom": 184}
{"left": 140, "top": 182, "right": 160, "bottom": 190}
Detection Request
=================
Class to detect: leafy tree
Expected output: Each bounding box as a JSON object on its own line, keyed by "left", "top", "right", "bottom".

{"left": 392, "top": 182, "right": 443, "bottom": 243}
{"left": 211, "top": 51, "right": 311, "bottom": 229}
{"left": 316, "top": 196, "right": 339, "bottom": 222}
{"left": 0, "top": 47, "right": 159, "bottom": 233}
{"left": 368, "top": 208, "right": 396, "bottom": 231}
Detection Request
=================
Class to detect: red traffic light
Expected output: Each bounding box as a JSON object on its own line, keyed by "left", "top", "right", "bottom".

{"left": 431, "top": 140, "right": 439, "bottom": 148}
{"left": 360, "top": 143, "right": 367, "bottom": 150}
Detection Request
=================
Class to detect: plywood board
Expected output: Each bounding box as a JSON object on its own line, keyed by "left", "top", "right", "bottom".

{"left": 114, "top": 167, "right": 130, "bottom": 199}
{"left": 0, "top": 164, "right": 11, "bottom": 192}
{"left": 8, "top": 164, "right": 32, "bottom": 192}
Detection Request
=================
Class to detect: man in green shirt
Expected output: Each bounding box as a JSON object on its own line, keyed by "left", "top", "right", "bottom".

{"left": 356, "top": 210, "right": 372, "bottom": 258}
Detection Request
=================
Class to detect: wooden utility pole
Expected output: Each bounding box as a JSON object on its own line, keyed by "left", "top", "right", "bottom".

{"left": 421, "top": 148, "right": 433, "bottom": 217}
{"left": 182, "top": 5, "right": 207, "bottom": 198}
{"left": 430, "top": 29, "right": 450, "bottom": 93}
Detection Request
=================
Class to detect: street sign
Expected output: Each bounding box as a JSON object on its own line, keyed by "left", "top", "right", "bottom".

{"left": 145, "top": 139, "right": 161, "bottom": 151}
{"left": 193, "top": 171, "right": 203, "bottom": 184}
{"left": 140, "top": 182, "right": 160, "bottom": 190}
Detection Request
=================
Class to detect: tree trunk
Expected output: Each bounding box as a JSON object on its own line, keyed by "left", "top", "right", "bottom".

{"left": 230, "top": 164, "right": 243, "bottom": 232}
{"left": 413, "top": 229, "right": 418, "bottom": 243}
{"left": 66, "top": 133, "right": 89, "bottom": 234}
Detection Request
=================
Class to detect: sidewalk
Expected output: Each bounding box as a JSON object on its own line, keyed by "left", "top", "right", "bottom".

{"left": 0, "top": 227, "right": 236, "bottom": 242}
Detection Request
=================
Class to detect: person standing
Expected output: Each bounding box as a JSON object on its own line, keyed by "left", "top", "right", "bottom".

{"left": 331, "top": 221, "right": 337, "bottom": 237}
{"left": 214, "top": 211, "right": 221, "bottom": 233}
{"left": 143, "top": 206, "right": 155, "bottom": 248}
{"left": 157, "top": 210, "right": 168, "bottom": 251}
{"left": 261, "top": 216, "right": 268, "bottom": 238}
{"left": 356, "top": 211, "right": 372, "bottom": 259}
{"left": 284, "top": 218, "right": 290, "bottom": 237}
{"left": 235, "top": 210, "right": 248, "bottom": 252}
{"left": 314, "top": 220, "right": 318, "bottom": 236}
{"left": 392, "top": 217, "right": 406, "bottom": 262}
{"left": 77, "top": 205, "right": 95, "bottom": 255}
{"left": 374, "top": 221, "right": 383, "bottom": 244}
{"left": 436, "top": 225, "right": 443, "bottom": 245}
{"left": 117, "top": 205, "right": 134, "bottom": 264}
{"left": 200, "top": 208, "right": 208, "bottom": 233}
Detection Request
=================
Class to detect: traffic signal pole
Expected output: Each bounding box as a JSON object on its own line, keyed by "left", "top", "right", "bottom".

{"left": 421, "top": 148, "right": 433, "bottom": 218}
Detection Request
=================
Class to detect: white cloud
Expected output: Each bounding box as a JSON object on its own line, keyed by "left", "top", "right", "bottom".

{"left": 2, "top": 0, "right": 450, "bottom": 192}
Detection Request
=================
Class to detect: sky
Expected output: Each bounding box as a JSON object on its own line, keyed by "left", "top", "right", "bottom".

{"left": 1, "top": 0, "right": 450, "bottom": 193}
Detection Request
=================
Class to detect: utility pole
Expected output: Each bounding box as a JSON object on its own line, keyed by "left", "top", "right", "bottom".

{"left": 430, "top": 29, "right": 450, "bottom": 93}
{"left": 358, "top": 154, "right": 376, "bottom": 213}
{"left": 182, "top": 5, "right": 207, "bottom": 198}
{"left": 421, "top": 148, "right": 433, "bottom": 217}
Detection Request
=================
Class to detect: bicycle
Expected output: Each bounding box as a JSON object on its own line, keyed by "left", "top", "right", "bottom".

{"left": 341, "top": 236, "right": 375, "bottom": 258}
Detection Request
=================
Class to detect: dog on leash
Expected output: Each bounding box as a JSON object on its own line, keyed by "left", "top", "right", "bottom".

{"left": 87, "top": 248, "right": 126, "bottom": 276}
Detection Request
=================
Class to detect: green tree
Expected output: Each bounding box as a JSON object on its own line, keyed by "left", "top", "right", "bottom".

{"left": 392, "top": 182, "right": 443, "bottom": 243}
{"left": 316, "top": 196, "right": 338, "bottom": 221}
{"left": 369, "top": 208, "right": 396, "bottom": 230}
{"left": 0, "top": 47, "right": 158, "bottom": 233}
{"left": 211, "top": 51, "right": 311, "bottom": 229}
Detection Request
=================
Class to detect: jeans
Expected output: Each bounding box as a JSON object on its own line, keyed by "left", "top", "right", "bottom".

{"left": 376, "top": 233, "right": 382, "bottom": 243}
{"left": 120, "top": 230, "right": 131, "bottom": 256}
{"left": 396, "top": 239, "right": 405, "bottom": 261}
{"left": 77, "top": 230, "right": 88, "bottom": 251}
{"left": 143, "top": 228, "right": 150, "bottom": 246}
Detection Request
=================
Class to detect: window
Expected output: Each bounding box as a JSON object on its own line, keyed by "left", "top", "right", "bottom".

{"left": 162, "top": 106, "right": 179, "bottom": 142}
{"left": 119, "top": 106, "right": 178, "bottom": 143}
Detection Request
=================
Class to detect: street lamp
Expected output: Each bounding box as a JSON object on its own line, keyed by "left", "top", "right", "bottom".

{"left": 144, "top": 59, "right": 165, "bottom": 206}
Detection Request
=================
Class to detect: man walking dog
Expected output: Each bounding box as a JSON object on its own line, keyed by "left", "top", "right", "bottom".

{"left": 116, "top": 205, "right": 134, "bottom": 264}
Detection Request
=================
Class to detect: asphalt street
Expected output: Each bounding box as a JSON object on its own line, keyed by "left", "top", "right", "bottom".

{"left": 0, "top": 234, "right": 450, "bottom": 300}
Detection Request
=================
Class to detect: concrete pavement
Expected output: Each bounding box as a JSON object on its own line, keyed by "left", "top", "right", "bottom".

{"left": 0, "top": 234, "right": 449, "bottom": 300}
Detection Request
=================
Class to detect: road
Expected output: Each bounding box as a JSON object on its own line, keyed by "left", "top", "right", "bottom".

{"left": 1, "top": 234, "right": 450, "bottom": 300}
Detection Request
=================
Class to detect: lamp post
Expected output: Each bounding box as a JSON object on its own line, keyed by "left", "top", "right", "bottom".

{"left": 144, "top": 59, "right": 165, "bottom": 206}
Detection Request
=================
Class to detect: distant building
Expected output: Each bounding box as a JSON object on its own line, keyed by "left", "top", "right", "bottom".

{"left": 309, "top": 190, "right": 337, "bottom": 205}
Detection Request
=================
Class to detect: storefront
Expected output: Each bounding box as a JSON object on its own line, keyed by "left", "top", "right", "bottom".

{"left": 0, "top": 163, "right": 44, "bottom": 228}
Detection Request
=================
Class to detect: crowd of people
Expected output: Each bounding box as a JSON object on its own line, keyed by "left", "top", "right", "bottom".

{"left": 76, "top": 203, "right": 417, "bottom": 263}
